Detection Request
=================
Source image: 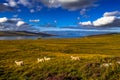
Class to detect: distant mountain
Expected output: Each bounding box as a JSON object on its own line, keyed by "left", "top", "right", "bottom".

{"left": 0, "top": 31, "right": 53, "bottom": 37}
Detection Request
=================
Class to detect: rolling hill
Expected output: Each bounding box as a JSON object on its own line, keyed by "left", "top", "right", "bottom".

{"left": 0, "top": 33, "right": 120, "bottom": 80}
{"left": 0, "top": 31, "right": 53, "bottom": 37}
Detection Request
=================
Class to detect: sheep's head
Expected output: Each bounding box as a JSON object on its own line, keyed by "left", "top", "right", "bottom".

{"left": 37, "top": 58, "right": 40, "bottom": 60}
{"left": 15, "top": 60, "right": 17, "bottom": 63}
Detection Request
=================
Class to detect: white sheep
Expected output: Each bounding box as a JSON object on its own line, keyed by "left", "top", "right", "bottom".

{"left": 37, "top": 58, "right": 44, "bottom": 63}
{"left": 100, "top": 63, "right": 112, "bottom": 67}
{"left": 116, "top": 61, "right": 120, "bottom": 64}
{"left": 15, "top": 60, "right": 24, "bottom": 66}
{"left": 71, "top": 56, "right": 80, "bottom": 60}
{"left": 44, "top": 57, "right": 51, "bottom": 61}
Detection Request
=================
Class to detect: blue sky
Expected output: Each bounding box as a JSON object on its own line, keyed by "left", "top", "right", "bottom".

{"left": 0, "top": 0, "right": 120, "bottom": 30}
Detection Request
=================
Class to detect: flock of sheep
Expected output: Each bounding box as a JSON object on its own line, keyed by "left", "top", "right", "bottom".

{"left": 14, "top": 57, "right": 51, "bottom": 66}
{"left": 14, "top": 56, "right": 120, "bottom": 67}
{"left": 37, "top": 57, "right": 51, "bottom": 63}
{"left": 15, "top": 56, "right": 80, "bottom": 66}
{"left": 14, "top": 56, "right": 80, "bottom": 66}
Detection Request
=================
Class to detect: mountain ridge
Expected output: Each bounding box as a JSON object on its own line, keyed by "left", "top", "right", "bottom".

{"left": 0, "top": 31, "right": 53, "bottom": 37}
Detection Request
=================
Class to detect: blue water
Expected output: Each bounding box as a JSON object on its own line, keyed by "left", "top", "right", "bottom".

{"left": 0, "top": 27, "right": 120, "bottom": 40}
{"left": 44, "top": 31, "right": 114, "bottom": 38}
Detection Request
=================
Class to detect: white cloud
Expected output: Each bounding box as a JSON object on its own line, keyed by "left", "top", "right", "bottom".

{"left": 17, "top": 0, "right": 30, "bottom": 6}
{"left": 16, "top": 21, "right": 25, "bottom": 27}
{"left": 80, "top": 9, "right": 87, "bottom": 15}
{"left": 0, "top": 18, "right": 38, "bottom": 31}
{"left": 93, "top": 16, "right": 116, "bottom": 26}
{"left": 30, "top": 9, "right": 35, "bottom": 13}
{"left": 29, "top": 19, "right": 40, "bottom": 22}
{"left": 13, "top": 14, "right": 18, "bottom": 18}
{"left": 0, "top": 3, "right": 15, "bottom": 12}
{"left": 49, "top": 0, "right": 56, "bottom": 4}
{"left": 3, "top": 3, "right": 9, "bottom": 6}
{"left": 54, "top": 20, "right": 57, "bottom": 23}
{"left": 0, "top": 17, "right": 8, "bottom": 23}
{"left": 11, "top": 18, "right": 21, "bottom": 21}
{"left": 8, "top": 0, "right": 17, "bottom": 7}
{"left": 77, "top": 17, "right": 80, "bottom": 20}
{"left": 103, "top": 11, "right": 120, "bottom": 17}
{"left": 58, "top": 0, "right": 78, "bottom": 3}
{"left": 17, "top": 9, "right": 21, "bottom": 12}
{"left": 79, "top": 21, "right": 92, "bottom": 26}
{"left": 40, "top": 0, "right": 96, "bottom": 10}
{"left": 3, "top": 0, "right": 97, "bottom": 12}
{"left": 79, "top": 11, "right": 120, "bottom": 27}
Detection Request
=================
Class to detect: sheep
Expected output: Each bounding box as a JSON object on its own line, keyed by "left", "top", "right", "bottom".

{"left": 100, "top": 63, "right": 112, "bottom": 67}
{"left": 37, "top": 58, "right": 44, "bottom": 63}
{"left": 116, "top": 61, "right": 120, "bottom": 64}
{"left": 15, "top": 60, "right": 24, "bottom": 66}
{"left": 44, "top": 57, "right": 51, "bottom": 61}
{"left": 71, "top": 56, "right": 80, "bottom": 60}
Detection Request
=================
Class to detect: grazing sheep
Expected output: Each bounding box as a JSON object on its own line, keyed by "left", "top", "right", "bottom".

{"left": 44, "top": 57, "right": 51, "bottom": 61}
{"left": 37, "top": 58, "right": 44, "bottom": 63}
{"left": 100, "top": 63, "right": 112, "bottom": 67}
{"left": 15, "top": 60, "right": 24, "bottom": 66}
{"left": 116, "top": 61, "right": 120, "bottom": 64}
{"left": 71, "top": 56, "right": 80, "bottom": 60}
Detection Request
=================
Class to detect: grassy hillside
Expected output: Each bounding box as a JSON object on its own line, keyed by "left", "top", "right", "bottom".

{"left": 0, "top": 33, "right": 120, "bottom": 80}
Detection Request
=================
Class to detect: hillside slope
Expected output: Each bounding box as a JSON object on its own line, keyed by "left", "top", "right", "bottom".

{"left": 0, "top": 33, "right": 120, "bottom": 80}
{"left": 0, "top": 31, "right": 52, "bottom": 36}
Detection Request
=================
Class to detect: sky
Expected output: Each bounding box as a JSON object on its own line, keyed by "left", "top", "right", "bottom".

{"left": 0, "top": 0, "right": 120, "bottom": 31}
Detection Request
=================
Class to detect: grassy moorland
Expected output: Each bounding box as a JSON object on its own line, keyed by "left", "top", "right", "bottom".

{"left": 0, "top": 34, "right": 120, "bottom": 80}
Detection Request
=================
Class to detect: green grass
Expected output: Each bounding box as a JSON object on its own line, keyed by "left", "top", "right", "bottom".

{"left": 0, "top": 34, "right": 120, "bottom": 80}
